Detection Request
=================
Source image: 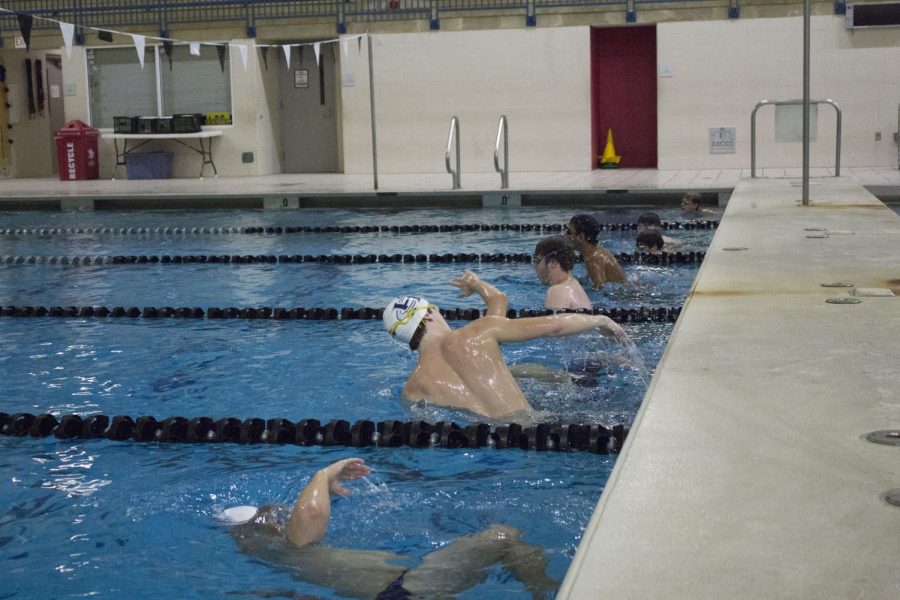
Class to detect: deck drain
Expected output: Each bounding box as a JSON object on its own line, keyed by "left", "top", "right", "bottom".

{"left": 804, "top": 227, "right": 826, "bottom": 231}
{"left": 722, "top": 247, "right": 748, "bottom": 251}
{"left": 826, "top": 297, "right": 862, "bottom": 304}
{"left": 886, "top": 489, "right": 900, "bottom": 508}
{"left": 806, "top": 234, "right": 829, "bottom": 239}
{"left": 866, "top": 430, "right": 900, "bottom": 446}
{"left": 821, "top": 282, "right": 854, "bottom": 288}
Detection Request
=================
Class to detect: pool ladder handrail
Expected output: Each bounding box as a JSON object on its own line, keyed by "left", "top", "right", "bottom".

{"left": 494, "top": 115, "right": 509, "bottom": 189}
{"left": 750, "top": 98, "right": 842, "bottom": 178}
{"left": 445, "top": 116, "right": 461, "bottom": 190}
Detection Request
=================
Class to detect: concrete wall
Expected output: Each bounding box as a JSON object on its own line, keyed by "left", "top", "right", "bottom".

{"left": 657, "top": 15, "right": 900, "bottom": 170}
{"left": 8, "top": 13, "right": 900, "bottom": 178}
{"left": 339, "top": 28, "right": 593, "bottom": 174}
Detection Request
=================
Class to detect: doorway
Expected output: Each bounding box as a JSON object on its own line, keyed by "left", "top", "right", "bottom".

{"left": 46, "top": 55, "right": 65, "bottom": 176}
{"left": 590, "top": 26, "right": 657, "bottom": 169}
{"left": 279, "top": 43, "right": 340, "bottom": 173}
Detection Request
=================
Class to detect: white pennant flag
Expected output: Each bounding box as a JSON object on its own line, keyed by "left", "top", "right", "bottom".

{"left": 340, "top": 37, "right": 349, "bottom": 59}
{"left": 237, "top": 45, "right": 248, "bottom": 71}
{"left": 190, "top": 42, "right": 201, "bottom": 56}
{"left": 282, "top": 45, "right": 292, "bottom": 69}
{"left": 60, "top": 22, "right": 75, "bottom": 59}
{"left": 132, "top": 34, "right": 146, "bottom": 69}
{"left": 313, "top": 42, "right": 321, "bottom": 66}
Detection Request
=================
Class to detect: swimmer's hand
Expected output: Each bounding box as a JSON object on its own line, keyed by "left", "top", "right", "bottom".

{"left": 597, "top": 316, "right": 631, "bottom": 345}
{"left": 450, "top": 270, "right": 481, "bottom": 298}
{"left": 322, "top": 457, "right": 371, "bottom": 497}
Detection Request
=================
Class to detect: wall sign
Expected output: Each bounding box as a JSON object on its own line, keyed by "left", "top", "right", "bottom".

{"left": 709, "top": 127, "right": 736, "bottom": 154}
{"left": 294, "top": 69, "right": 308, "bottom": 88}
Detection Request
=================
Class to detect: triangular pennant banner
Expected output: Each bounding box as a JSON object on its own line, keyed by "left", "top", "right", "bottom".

{"left": 340, "top": 37, "right": 349, "bottom": 59}
{"left": 260, "top": 46, "right": 269, "bottom": 70}
{"left": 132, "top": 34, "right": 146, "bottom": 69}
{"left": 313, "top": 42, "right": 321, "bottom": 67}
{"left": 282, "top": 45, "right": 291, "bottom": 69}
{"left": 237, "top": 45, "right": 248, "bottom": 71}
{"left": 59, "top": 22, "right": 75, "bottom": 59}
{"left": 189, "top": 42, "right": 201, "bottom": 56}
{"left": 216, "top": 45, "right": 227, "bottom": 73}
{"left": 17, "top": 13, "right": 33, "bottom": 50}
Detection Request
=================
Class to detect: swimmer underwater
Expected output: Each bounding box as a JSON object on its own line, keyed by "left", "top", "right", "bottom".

{"left": 227, "top": 457, "right": 558, "bottom": 599}
{"left": 383, "top": 270, "right": 630, "bottom": 420}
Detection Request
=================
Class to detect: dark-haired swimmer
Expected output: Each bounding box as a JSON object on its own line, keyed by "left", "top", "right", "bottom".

{"left": 383, "top": 271, "right": 629, "bottom": 420}
{"left": 567, "top": 214, "right": 626, "bottom": 289}
{"left": 533, "top": 235, "right": 591, "bottom": 310}
{"left": 228, "top": 458, "right": 557, "bottom": 599}
{"left": 636, "top": 231, "right": 665, "bottom": 253}
{"left": 637, "top": 212, "right": 676, "bottom": 246}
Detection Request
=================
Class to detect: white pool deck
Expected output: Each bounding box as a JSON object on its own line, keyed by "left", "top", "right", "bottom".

{"left": 0, "top": 166, "right": 898, "bottom": 206}
{"left": 1, "top": 167, "right": 899, "bottom": 597}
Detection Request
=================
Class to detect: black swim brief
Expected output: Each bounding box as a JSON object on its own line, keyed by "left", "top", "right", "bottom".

{"left": 375, "top": 572, "right": 412, "bottom": 600}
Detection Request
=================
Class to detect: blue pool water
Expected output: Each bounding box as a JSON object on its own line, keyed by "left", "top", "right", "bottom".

{"left": 0, "top": 206, "right": 717, "bottom": 598}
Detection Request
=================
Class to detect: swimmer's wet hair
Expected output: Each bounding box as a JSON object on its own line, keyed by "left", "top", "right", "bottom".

{"left": 638, "top": 212, "right": 661, "bottom": 227}
{"left": 636, "top": 231, "right": 665, "bottom": 251}
{"left": 534, "top": 235, "right": 576, "bottom": 272}
{"left": 409, "top": 320, "right": 426, "bottom": 351}
{"left": 569, "top": 214, "right": 601, "bottom": 245}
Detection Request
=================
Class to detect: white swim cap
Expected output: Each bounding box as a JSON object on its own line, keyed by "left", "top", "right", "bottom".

{"left": 220, "top": 505, "right": 258, "bottom": 524}
{"left": 383, "top": 296, "right": 433, "bottom": 346}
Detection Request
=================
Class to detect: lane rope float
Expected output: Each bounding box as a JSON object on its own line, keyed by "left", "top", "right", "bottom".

{"left": 0, "top": 304, "right": 683, "bottom": 322}
{"left": 0, "top": 412, "right": 628, "bottom": 454}
{"left": 0, "top": 250, "right": 706, "bottom": 266}
{"left": 0, "top": 220, "right": 719, "bottom": 236}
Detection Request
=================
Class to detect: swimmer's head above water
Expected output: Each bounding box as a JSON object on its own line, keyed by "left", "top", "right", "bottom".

{"left": 383, "top": 296, "right": 436, "bottom": 350}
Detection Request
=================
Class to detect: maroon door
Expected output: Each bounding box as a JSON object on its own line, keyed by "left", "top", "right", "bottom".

{"left": 590, "top": 26, "right": 657, "bottom": 169}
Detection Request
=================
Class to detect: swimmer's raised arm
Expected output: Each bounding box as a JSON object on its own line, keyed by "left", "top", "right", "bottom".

{"left": 286, "top": 458, "right": 370, "bottom": 548}
{"left": 494, "top": 313, "right": 629, "bottom": 345}
{"left": 450, "top": 270, "right": 508, "bottom": 317}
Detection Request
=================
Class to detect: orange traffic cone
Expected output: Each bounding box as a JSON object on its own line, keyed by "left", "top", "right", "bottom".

{"left": 599, "top": 129, "right": 621, "bottom": 169}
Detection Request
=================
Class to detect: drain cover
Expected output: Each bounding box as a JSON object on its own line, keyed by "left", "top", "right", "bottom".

{"left": 722, "top": 247, "right": 748, "bottom": 251}
{"left": 821, "top": 282, "right": 854, "bottom": 288}
{"left": 804, "top": 227, "right": 826, "bottom": 231}
{"left": 826, "top": 297, "right": 862, "bottom": 304}
{"left": 866, "top": 430, "right": 900, "bottom": 446}
{"left": 806, "top": 234, "right": 829, "bottom": 239}
{"left": 852, "top": 288, "right": 895, "bottom": 297}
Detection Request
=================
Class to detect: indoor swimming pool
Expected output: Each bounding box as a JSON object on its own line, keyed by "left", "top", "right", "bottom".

{"left": 1, "top": 205, "right": 717, "bottom": 598}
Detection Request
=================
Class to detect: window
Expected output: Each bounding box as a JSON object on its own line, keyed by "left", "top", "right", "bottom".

{"left": 87, "top": 44, "right": 231, "bottom": 128}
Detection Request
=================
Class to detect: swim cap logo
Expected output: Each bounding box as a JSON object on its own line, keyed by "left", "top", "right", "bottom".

{"left": 392, "top": 296, "right": 420, "bottom": 319}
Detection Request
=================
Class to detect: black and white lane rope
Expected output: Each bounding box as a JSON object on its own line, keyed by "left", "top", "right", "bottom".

{"left": 0, "top": 220, "right": 719, "bottom": 236}
{"left": 0, "top": 412, "right": 628, "bottom": 454}
{"left": 0, "top": 250, "right": 705, "bottom": 266}
{"left": 0, "top": 305, "right": 683, "bottom": 322}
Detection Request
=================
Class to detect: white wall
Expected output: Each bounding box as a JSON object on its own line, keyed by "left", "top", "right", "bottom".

{"left": 657, "top": 15, "right": 900, "bottom": 170}
{"left": 339, "top": 28, "right": 593, "bottom": 174}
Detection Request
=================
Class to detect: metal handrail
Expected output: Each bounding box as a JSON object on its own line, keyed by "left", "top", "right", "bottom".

{"left": 751, "top": 99, "right": 842, "bottom": 178}
{"left": 493, "top": 115, "right": 509, "bottom": 189}
{"left": 445, "top": 116, "right": 460, "bottom": 190}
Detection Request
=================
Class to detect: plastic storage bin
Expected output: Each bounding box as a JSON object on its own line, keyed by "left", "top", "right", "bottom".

{"left": 126, "top": 151, "right": 172, "bottom": 180}
{"left": 55, "top": 120, "right": 100, "bottom": 181}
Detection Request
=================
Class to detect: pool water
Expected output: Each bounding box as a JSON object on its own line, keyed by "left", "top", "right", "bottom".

{"left": 0, "top": 206, "right": 717, "bottom": 598}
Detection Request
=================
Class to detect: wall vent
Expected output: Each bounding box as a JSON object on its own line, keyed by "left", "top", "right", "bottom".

{"left": 846, "top": 2, "right": 900, "bottom": 27}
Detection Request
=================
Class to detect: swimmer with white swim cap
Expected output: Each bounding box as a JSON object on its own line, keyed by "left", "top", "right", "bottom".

{"left": 383, "top": 270, "right": 630, "bottom": 420}
{"left": 226, "top": 457, "right": 558, "bottom": 598}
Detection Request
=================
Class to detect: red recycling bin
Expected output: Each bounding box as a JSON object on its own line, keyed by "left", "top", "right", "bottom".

{"left": 55, "top": 120, "right": 100, "bottom": 181}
